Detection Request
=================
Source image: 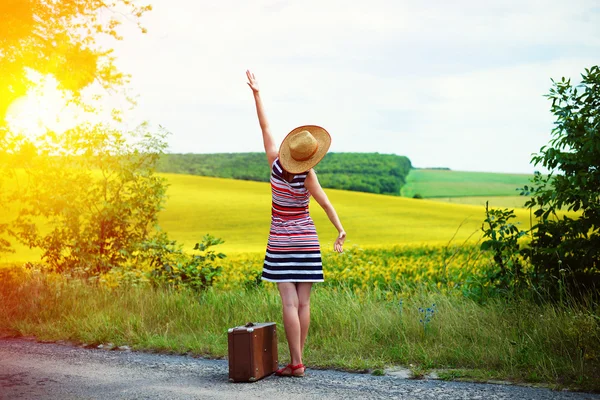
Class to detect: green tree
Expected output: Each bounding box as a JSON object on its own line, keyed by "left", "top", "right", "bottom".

{"left": 523, "top": 65, "right": 600, "bottom": 295}
{"left": 156, "top": 152, "right": 413, "bottom": 195}
{"left": 1, "top": 0, "right": 151, "bottom": 256}
{"left": 0, "top": 0, "right": 151, "bottom": 123}
{"left": 0, "top": 0, "right": 224, "bottom": 290}
{"left": 10, "top": 124, "right": 169, "bottom": 277}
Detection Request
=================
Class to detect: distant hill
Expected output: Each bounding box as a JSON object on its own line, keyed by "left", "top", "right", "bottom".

{"left": 157, "top": 153, "right": 412, "bottom": 195}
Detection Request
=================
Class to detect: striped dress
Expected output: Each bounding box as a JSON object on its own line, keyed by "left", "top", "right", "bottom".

{"left": 261, "top": 158, "right": 324, "bottom": 283}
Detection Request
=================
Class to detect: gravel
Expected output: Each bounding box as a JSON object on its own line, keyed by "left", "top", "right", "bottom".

{"left": 0, "top": 338, "right": 598, "bottom": 400}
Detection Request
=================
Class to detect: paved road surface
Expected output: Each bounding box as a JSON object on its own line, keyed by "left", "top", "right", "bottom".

{"left": 1, "top": 338, "right": 598, "bottom": 400}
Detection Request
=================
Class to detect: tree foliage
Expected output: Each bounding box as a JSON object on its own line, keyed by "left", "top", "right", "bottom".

{"left": 0, "top": 0, "right": 151, "bottom": 124}
{"left": 521, "top": 66, "right": 600, "bottom": 295}
{"left": 157, "top": 152, "right": 413, "bottom": 195}
{"left": 8, "top": 124, "right": 169, "bottom": 277}
{"left": 1, "top": 0, "right": 152, "bottom": 262}
{"left": 0, "top": 0, "right": 221, "bottom": 290}
{"left": 479, "top": 66, "right": 600, "bottom": 298}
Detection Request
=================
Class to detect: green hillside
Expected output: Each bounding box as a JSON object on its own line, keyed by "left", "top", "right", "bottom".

{"left": 401, "top": 169, "right": 533, "bottom": 198}
{"left": 157, "top": 152, "right": 412, "bottom": 195}
{"left": 2, "top": 173, "right": 541, "bottom": 261}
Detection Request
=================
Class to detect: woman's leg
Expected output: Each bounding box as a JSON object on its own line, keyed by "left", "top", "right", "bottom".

{"left": 296, "top": 282, "right": 313, "bottom": 353}
{"left": 277, "top": 282, "right": 303, "bottom": 367}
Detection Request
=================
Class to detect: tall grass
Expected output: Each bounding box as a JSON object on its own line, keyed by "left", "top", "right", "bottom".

{"left": 1, "top": 271, "right": 598, "bottom": 391}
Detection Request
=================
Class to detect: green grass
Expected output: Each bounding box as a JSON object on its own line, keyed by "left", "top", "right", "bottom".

{"left": 401, "top": 169, "right": 533, "bottom": 199}
{"left": 1, "top": 273, "right": 598, "bottom": 391}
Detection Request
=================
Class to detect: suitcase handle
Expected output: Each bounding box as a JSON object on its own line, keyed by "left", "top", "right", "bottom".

{"left": 245, "top": 322, "right": 255, "bottom": 328}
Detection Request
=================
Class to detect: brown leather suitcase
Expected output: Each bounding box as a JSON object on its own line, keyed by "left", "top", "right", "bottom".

{"left": 228, "top": 322, "right": 278, "bottom": 382}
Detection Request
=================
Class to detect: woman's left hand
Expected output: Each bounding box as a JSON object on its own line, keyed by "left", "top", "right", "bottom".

{"left": 334, "top": 231, "right": 346, "bottom": 253}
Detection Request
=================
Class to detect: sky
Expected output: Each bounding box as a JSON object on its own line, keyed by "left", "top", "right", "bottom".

{"left": 33, "top": 0, "right": 600, "bottom": 173}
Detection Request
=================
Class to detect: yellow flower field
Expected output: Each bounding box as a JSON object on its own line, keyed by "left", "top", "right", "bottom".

{"left": 158, "top": 173, "right": 535, "bottom": 254}
{"left": 212, "top": 244, "right": 496, "bottom": 293}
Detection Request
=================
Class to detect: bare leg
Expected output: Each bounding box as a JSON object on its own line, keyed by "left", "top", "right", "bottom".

{"left": 277, "top": 283, "right": 302, "bottom": 368}
{"left": 296, "top": 282, "right": 313, "bottom": 353}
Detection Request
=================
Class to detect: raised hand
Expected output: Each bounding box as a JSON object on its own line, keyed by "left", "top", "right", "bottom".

{"left": 246, "top": 69, "right": 260, "bottom": 93}
{"left": 334, "top": 231, "right": 346, "bottom": 253}
{"left": 247, "top": 69, "right": 277, "bottom": 164}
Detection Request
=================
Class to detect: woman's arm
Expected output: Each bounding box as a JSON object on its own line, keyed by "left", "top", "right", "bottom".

{"left": 305, "top": 169, "right": 346, "bottom": 253}
{"left": 246, "top": 70, "right": 278, "bottom": 166}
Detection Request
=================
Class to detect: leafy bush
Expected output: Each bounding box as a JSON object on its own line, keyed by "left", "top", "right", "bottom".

{"left": 142, "top": 233, "right": 225, "bottom": 292}
{"left": 480, "top": 202, "right": 528, "bottom": 292}
{"left": 7, "top": 124, "right": 169, "bottom": 278}
{"left": 521, "top": 66, "right": 600, "bottom": 297}
{"left": 482, "top": 66, "right": 600, "bottom": 299}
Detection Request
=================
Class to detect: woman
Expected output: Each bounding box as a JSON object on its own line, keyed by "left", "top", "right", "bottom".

{"left": 246, "top": 70, "right": 346, "bottom": 377}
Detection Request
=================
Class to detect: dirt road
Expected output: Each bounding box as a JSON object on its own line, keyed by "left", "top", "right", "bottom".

{"left": 1, "top": 338, "right": 598, "bottom": 400}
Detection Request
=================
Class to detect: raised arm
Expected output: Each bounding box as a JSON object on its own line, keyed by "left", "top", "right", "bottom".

{"left": 304, "top": 169, "right": 346, "bottom": 253}
{"left": 247, "top": 70, "right": 278, "bottom": 166}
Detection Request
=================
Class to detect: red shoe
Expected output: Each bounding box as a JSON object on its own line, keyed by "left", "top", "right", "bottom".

{"left": 275, "top": 363, "right": 305, "bottom": 377}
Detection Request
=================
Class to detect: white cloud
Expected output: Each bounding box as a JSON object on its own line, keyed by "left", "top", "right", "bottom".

{"left": 100, "top": 0, "right": 599, "bottom": 173}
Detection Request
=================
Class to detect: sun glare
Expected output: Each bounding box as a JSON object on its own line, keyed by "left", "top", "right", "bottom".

{"left": 5, "top": 73, "right": 81, "bottom": 139}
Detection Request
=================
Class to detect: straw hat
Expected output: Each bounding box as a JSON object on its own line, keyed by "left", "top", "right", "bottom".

{"left": 279, "top": 125, "right": 331, "bottom": 174}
